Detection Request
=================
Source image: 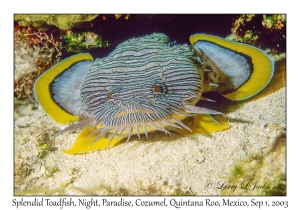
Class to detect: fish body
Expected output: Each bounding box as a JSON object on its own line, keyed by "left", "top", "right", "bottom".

{"left": 34, "top": 33, "right": 274, "bottom": 154}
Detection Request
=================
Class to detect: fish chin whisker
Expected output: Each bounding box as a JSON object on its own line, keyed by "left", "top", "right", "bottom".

{"left": 85, "top": 127, "right": 104, "bottom": 142}
{"left": 171, "top": 117, "right": 192, "bottom": 132}
{"left": 147, "top": 121, "right": 171, "bottom": 135}
{"left": 125, "top": 125, "right": 133, "bottom": 143}
{"left": 172, "top": 110, "right": 195, "bottom": 117}
{"left": 140, "top": 122, "right": 148, "bottom": 138}
{"left": 107, "top": 126, "right": 122, "bottom": 147}
{"left": 53, "top": 118, "right": 95, "bottom": 139}
{"left": 117, "top": 125, "right": 127, "bottom": 139}
{"left": 184, "top": 104, "right": 224, "bottom": 116}
{"left": 135, "top": 123, "right": 140, "bottom": 139}
{"left": 89, "top": 127, "right": 114, "bottom": 147}
{"left": 156, "top": 121, "right": 171, "bottom": 135}
{"left": 161, "top": 119, "right": 182, "bottom": 129}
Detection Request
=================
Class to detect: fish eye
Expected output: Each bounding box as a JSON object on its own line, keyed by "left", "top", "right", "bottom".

{"left": 153, "top": 83, "right": 168, "bottom": 95}
{"left": 107, "top": 91, "right": 113, "bottom": 100}
{"left": 154, "top": 84, "right": 162, "bottom": 93}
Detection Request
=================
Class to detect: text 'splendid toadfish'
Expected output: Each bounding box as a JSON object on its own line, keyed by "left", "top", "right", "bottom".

{"left": 34, "top": 33, "right": 274, "bottom": 154}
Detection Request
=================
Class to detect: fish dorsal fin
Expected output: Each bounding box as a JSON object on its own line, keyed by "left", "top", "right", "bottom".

{"left": 34, "top": 53, "right": 94, "bottom": 124}
{"left": 190, "top": 34, "right": 274, "bottom": 101}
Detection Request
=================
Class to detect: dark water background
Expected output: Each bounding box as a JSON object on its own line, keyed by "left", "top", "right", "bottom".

{"left": 85, "top": 14, "right": 235, "bottom": 58}
{"left": 62, "top": 14, "right": 285, "bottom": 58}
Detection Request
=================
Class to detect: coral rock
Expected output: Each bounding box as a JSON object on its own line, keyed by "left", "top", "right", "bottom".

{"left": 14, "top": 14, "right": 99, "bottom": 30}
{"left": 14, "top": 27, "right": 62, "bottom": 99}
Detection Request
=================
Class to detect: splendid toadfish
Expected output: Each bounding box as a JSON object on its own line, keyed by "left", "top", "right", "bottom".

{"left": 34, "top": 33, "right": 274, "bottom": 154}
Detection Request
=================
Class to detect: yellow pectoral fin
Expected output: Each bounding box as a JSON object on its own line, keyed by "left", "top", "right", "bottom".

{"left": 190, "top": 34, "right": 274, "bottom": 101}
{"left": 174, "top": 114, "right": 230, "bottom": 136}
{"left": 61, "top": 127, "right": 124, "bottom": 155}
{"left": 34, "top": 53, "right": 93, "bottom": 124}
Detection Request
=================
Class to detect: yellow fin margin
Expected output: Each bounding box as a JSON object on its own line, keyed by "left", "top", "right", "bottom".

{"left": 62, "top": 126, "right": 124, "bottom": 155}
{"left": 190, "top": 34, "right": 274, "bottom": 101}
{"left": 34, "top": 53, "right": 94, "bottom": 124}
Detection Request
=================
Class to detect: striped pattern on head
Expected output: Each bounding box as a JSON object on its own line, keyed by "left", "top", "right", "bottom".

{"left": 77, "top": 33, "right": 203, "bottom": 141}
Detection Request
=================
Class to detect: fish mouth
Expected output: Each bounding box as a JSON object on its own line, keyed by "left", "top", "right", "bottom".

{"left": 114, "top": 110, "right": 155, "bottom": 118}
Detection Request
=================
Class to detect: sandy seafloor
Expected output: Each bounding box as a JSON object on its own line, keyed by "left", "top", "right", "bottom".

{"left": 14, "top": 80, "right": 286, "bottom": 195}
